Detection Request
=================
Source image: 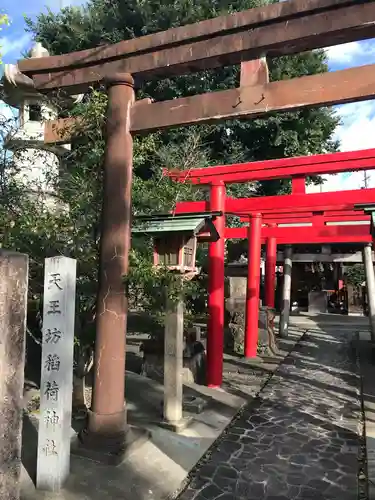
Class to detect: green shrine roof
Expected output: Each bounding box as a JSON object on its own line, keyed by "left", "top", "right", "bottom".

{"left": 132, "top": 216, "right": 206, "bottom": 234}
{"left": 354, "top": 203, "right": 375, "bottom": 213}
{"left": 132, "top": 211, "right": 221, "bottom": 235}
{"left": 354, "top": 204, "right": 375, "bottom": 237}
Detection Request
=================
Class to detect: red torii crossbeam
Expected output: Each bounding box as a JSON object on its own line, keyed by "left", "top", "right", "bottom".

{"left": 174, "top": 187, "right": 375, "bottom": 215}
{"left": 225, "top": 223, "right": 371, "bottom": 243}
{"left": 249, "top": 211, "right": 369, "bottom": 224}
{"left": 166, "top": 147, "right": 375, "bottom": 184}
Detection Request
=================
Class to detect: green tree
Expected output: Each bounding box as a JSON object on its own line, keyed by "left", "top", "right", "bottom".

{"left": 0, "top": 12, "right": 9, "bottom": 64}
{"left": 26, "top": 0, "right": 339, "bottom": 197}
{"left": 25, "top": 0, "right": 340, "bottom": 268}
{"left": 22, "top": 0, "right": 340, "bottom": 314}
{"left": 345, "top": 264, "right": 365, "bottom": 288}
{"left": 4, "top": 0, "right": 340, "bottom": 409}
{"left": 0, "top": 89, "right": 202, "bottom": 411}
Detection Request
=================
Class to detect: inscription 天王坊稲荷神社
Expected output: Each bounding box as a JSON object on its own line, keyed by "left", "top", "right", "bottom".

{"left": 36, "top": 257, "right": 76, "bottom": 492}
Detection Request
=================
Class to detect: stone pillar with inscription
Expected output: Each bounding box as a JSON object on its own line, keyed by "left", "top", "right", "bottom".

{"left": 162, "top": 298, "right": 189, "bottom": 432}
{"left": 363, "top": 243, "right": 375, "bottom": 341}
{"left": 279, "top": 245, "right": 293, "bottom": 338}
{"left": 37, "top": 256, "right": 76, "bottom": 491}
{"left": 0, "top": 251, "right": 28, "bottom": 500}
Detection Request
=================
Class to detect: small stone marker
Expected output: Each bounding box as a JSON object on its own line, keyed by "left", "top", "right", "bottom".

{"left": 363, "top": 243, "right": 375, "bottom": 341}
{"left": 0, "top": 251, "right": 28, "bottom": 500}
{"left": 37, "top": 256, "right": 76, "bottom": 491}
{"left": 279, "top": 245, "right": 293, "bottom": 338}
{"left": 163, "top": 297, "right": 190, "bottom": 432}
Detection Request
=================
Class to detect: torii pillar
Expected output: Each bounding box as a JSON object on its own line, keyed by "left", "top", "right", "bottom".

{"left": 244, "top": 213, "right": 263, "bottom": 357}
{"left": 77, "top": 73, "right": 144, "bottom": 463}
{"left": 206, "top": 57, "right": 269, "bottom": 383}
{"left": 279, "top": 245, "right": 293, "bottom": 338}
{"left": 207, "top": 181, "right": 226, "bottom": 388}
{"left": 265, "top": 224, "right": 277, "bottom": 308}
{"left": 363, "top": 243, "right": 375, "bottom": 341}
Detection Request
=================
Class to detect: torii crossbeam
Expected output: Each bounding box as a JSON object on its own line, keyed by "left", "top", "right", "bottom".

{"left": 174, "top": 187, "right": 375, "bottom": 215}
{"left": 166, "top": 148, "right": 375, "bottom": 184}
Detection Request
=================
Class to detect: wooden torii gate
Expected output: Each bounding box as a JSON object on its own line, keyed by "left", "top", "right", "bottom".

{"left": 7, "top": 0, "right": 375, "bottom": 461}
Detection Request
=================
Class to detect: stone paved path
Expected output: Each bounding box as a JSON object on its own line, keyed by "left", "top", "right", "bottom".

{"left": 177, "top": 326, "right": 362, "bottom": 499}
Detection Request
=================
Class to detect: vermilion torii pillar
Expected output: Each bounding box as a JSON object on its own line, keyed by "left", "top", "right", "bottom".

{"left": 207, "top": 181, "right": 226, "bottom": 387}
{"left": 265, "top": 224, "right": 277, "bottom": 308}
{"left": 291, "top": 176, "right": 305, "bottom": 194}
{"left": 245, "top": 213, "right": 262, "bottom": 358}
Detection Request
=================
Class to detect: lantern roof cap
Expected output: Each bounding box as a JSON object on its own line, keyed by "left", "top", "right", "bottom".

{"left": 132, "top": 211, "right": 222, "bottom": 236}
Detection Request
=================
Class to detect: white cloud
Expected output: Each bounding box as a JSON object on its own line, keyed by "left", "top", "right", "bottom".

{"left": 0, "top": 33, "right": 30, "bottom": 57}
{"left": 0, "top": 101, "right": 18, "bottom": 148}
{"left": 333, "top": 100, "right": 375, "bottom": 187}
{"left": 307, "top": 100, "right": 375, "bottom": 193}
{"left": 325, "top": 39, "right": 375, "bottom": 68}
{"left": 307, "top": 171, "right": 375, "bottom": 193}
{"left": 320, "top": 36, "right": 375, "bottom": 192}
{"left": 27, "top": 0, "right": 86, "bottom": 13}
{"left": 334, "top": 101, "right": 375, "bottom": 152}
{"left": 326, "top": 42, "right": 363, "bottom": 65}
{"left": 0, "top": 101, "right": 17, "bottom": 121}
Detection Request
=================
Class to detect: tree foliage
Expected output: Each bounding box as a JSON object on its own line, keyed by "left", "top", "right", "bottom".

{"left": 0, "top": 89, "right": 202, "bottom": 348}
{"left": 0, "top": 0, "right": 341, "bottom": 352}
{"left": 0, "top": 12, "right": 9, "bottom": 64}
{"left": 345, "top": 264, "right": 365, "bottom": 288}
{"left": 26, "top": 0, "right": 339, "bottom": 197}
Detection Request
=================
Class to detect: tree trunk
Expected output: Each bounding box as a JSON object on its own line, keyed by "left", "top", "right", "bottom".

{"left": 72, "top": 345, "right": 93, "bottom": 420}
{"left": 72, "top": 374, "right": 86, "bottom": 410}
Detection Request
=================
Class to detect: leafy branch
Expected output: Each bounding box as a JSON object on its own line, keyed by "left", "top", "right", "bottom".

{"left": 0, "top": 13, "right": 9, "bottom": 65}
{"left": 124, "top": 249, "right": 200, "bottom": 323}
{"left": 345, "top": 264, "right": 365, "bottom": 288}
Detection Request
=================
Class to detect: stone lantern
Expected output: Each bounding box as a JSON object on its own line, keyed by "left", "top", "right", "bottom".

{"left": 0, "top": 42, "right": 83, "bottom": 209}
{"left": 132, "top": 212, "right": 220, "bottom": 274}
{"left": 132, "top": 212, "right": 219, "bottom": 431}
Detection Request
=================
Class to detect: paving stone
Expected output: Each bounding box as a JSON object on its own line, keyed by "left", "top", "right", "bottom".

{"left": 200, "top": 484, "right": 222, "bottom": 499}
{"left": 179, "top": 489, "right": 197, "bottom": 500}
{"left": 189, "top": 477, "right": 208, "bottom": 490}
{"left": 234, "top": 480, "right": 252, "bottom": 498}
{"left": 199, "top": 465, "right": 218, "bottom": 479}
{"left": 286, "top": 473, "right": 307, "bottom": 486}
{"left": 177, "top": 326, "right": 361, "bottom": 500}
{"left": 212, "top": 475, "right": 236, "bottom": 492}
{"left": 214, "top": 466, "right": 238, "bottom": 480}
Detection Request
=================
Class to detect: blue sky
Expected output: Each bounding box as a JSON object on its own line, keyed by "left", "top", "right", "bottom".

{"left": 308, "top": 40, "right": 375, "bottom": 192}
{"left": 1, "top": 1, "right": 375, "bottom": 191}
{"left": 1, "top": 0, "right": 85, "bottom": 65}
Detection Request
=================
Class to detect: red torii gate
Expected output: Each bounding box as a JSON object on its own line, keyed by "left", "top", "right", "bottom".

{"left": 166, "top": 148, "right": 375, "bottom": 387}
